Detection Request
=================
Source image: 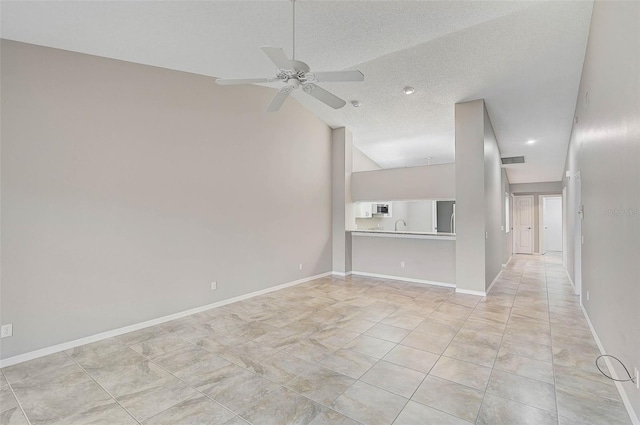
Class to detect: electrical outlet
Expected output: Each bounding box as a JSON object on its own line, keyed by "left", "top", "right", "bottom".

{"left": 211, "top": 281, "right": 217, "bottom": 290}
{"left": 586, "top": 290, "right": 590, "bottom": 301}
{"left": 400, "top": 261, "right": 405, "bottom": 268}
{"left": 1, "top": 324, "right": 13, "bottom": 338}
{"left": 299, "top": 264, "right": 303, "bottom": 271}
{"left": 485, "top": 232, "right": 489, "bottom": 239}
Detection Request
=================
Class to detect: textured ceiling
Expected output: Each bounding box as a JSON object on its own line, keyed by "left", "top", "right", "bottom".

{"left": 1, "top": 1, "right": 593, "bottom": 183}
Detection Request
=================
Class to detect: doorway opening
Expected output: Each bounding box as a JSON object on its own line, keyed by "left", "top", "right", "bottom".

{"left": 540, "top": 195, "right": 563, "bottom": 256}
{"left": 514, "top": 195, "right": 534, "bottom": 254}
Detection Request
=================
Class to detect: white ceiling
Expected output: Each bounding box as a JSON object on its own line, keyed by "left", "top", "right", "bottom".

{"left": 0, "top": 0, "right": 593, "bottom": 183}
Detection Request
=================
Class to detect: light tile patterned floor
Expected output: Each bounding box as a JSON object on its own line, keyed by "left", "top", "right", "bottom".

{"left": 0, "top": 254, "right": 632, "bottom": 424}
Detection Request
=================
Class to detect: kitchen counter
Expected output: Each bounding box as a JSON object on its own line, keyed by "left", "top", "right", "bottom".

{"left": 349, "top": 229, "right": 456, "bottom": 285}
{"left": 349, "top": 230, "right": 456, "bottom": 241}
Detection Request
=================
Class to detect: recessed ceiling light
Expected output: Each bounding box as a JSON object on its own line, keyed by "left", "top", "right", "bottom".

{"left": 526, "top": 140, "right": 536, "bottom": 145}
{"left": 351, "top": 100, "right": 361, "bottom": 107}
{"left": 403, "top": 87, "right": 415, "bottom": 95}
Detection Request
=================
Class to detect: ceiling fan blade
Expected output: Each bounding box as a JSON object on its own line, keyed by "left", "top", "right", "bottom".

{"left": 310, "top": 70, "right": 364, "bottom": 83}
{"left": 266, "top": 86, "right": 294, "bottom": 112}
{"left": 216, "top": 78, "right": 273, "bottom": 86}
{"left": 261, "top": 47, "right": 292, "bottom": 70}
{"left": 302, "top": 84, "right": 346, "bottom": 109}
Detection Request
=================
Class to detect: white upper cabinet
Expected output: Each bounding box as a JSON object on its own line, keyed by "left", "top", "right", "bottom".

{"left": 355, "top": 202, "right": 373, "bottom": 218}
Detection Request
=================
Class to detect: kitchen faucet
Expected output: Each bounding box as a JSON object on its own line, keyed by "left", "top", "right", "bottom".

{"left": 394, "top": 219, "right": 407, "bottom": 231}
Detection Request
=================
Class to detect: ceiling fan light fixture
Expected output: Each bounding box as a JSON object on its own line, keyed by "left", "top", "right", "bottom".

{"left": 403, "top": 86, "right": 415, "bottom": 95}
{"left": 213, "top": 0, "right": 364, "bottom": 112}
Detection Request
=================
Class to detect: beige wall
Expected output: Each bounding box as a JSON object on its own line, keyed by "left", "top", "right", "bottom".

{"left": 0, "top": 41, "right": 333, "bottom": 359}
{"left": 332, "top": 128, "right": 354, "bottom": 273}
{"left": 455, "top": 99, "right": 503, "bottom": 293}
{"left": 455, "top": 100, "right": 486, "bottom": 293}
{"left": 483, "top": 106, "right": 503, "bottom": 289}
{"left": 351, "top": 164, "right": 455, "bottom": 202}
{"left": 351, "top": 235, "right": 455, "bottom": 285}
{"left": 563, "top": 1, "right": 640, "bottom": 419}
{"left": 352, "top": 146, "right": 381, "bottom": 172}
{"left": 510, "top": 182, "right": 562, "bottom": 193}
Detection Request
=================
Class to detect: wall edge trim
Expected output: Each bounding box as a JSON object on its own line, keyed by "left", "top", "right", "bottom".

{"left": 455, "top": 288, "right": 487, "bottom": 297}
{"left": 485, "top": 272, "right": 501, "bottom": 294}
{"left": 565, "top": 269, "right": 577, "bottom": 295}
{"left": 349, "top": 271, "right": 455, "bottom": 288}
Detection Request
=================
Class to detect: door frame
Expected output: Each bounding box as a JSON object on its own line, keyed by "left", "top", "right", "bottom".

{"left": 574, "top": 171, "right": 583, "bottom": 298}
{"left": 511, "top": 194, "right": 516, "bottom": 255}
{"left": 562, "top": 187, "right": 567, "bottom": 268}
{"left": 514, "top": 195, "right": 535, "bottom": 254}
{"left": 431, "top": 201, "right": 438, "bottom": 232}
{"left": 539, "top": 194, "right": 562, "bottom": 255}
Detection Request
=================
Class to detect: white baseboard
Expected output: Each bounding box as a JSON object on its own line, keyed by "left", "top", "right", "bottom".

{"left": 455, "top": 288, "right": 487, "bottom": 297}
{"left": 331, "top": 271, "right": 352, "bottom": 277}
{"left": 502, "top": 255, "right": 513, "bottom": 268}
{"left": 349, "top": 271, "right": 455, "bottom": 288}
{"left": 0, "top": 271, "right": 333, "bottom": 368}
{"left": 565, "top": 269, "right": 578, "bottom": 295}
{"left": 484, "top": 272, "right": 502, "bottom": 295}
{"left": 580, "top": 304, "right": 640, "bottom": 425}
{"left": 454, "top": 267, "right": 503, "bottom": 298}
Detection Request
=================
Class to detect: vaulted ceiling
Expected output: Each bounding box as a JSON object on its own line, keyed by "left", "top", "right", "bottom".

{"left": 1, "top": 0, "right": 593, "bottom": 183}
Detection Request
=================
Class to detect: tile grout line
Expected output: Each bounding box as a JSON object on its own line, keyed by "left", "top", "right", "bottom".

{"left": 545, "top": 257, "right": 562, "bottom": 425}
{"left": 386, "top": 289, "right": 455, "bottom": 425}
{"left": 473, "top": 257, "right": 519, "bottom": 425}
{"left": 133, "top": 337, "right": 257, "bottom": 424}
{"left": 307, "top": 303, "right": 397, "bottom": 425}
{"left": 390, "top": 285, "right": 490, "bottom": 424}
{"left": 272, "top": 290, "right": 445, "bottom": 425}
{"left": 3, "top": 369, "right": 34, "bottom": 425}
{"left": 74, "top": 340, "right": 250, "bottom": 425}
{"left": 160, "top": 312, "right": 368, "bottom": 424}
{"left": 490, "top": 260, "right": 558, "bottom": 423}
{"left": 64, "top": 350, "right": 144, "bottom": 425}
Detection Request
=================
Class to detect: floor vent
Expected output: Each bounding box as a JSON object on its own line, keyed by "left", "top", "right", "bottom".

{"left": 501, "top": 156, "right": 525, "bottom": 164}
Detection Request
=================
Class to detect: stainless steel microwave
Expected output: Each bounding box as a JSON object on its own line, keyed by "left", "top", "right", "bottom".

{"left": 373, "top": 203, "right": 390, "bottom": 216}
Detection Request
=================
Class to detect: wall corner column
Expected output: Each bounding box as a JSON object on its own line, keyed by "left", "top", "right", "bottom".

{"left": 332, "top": 127, "right": 354, "bottom": 274}
{"left": 455, "top": 100, "right": 487, "bottom": 293}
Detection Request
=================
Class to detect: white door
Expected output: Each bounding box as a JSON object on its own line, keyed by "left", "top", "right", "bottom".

{"left": 543, "top": 197, "right": 563, "bottom": 252}
{"left": 562, "top": 187, "right": 567, "bottom": 268}
{"left": 515, "top": 196, "right": 534, "bottom": 254}
{"left": 574, "top": 172, "right": 582, "bottom": 297}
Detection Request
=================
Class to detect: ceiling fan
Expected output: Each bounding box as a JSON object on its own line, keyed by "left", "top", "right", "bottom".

{"left": 215, "top": 1, "right": 364, "bottom": 112}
